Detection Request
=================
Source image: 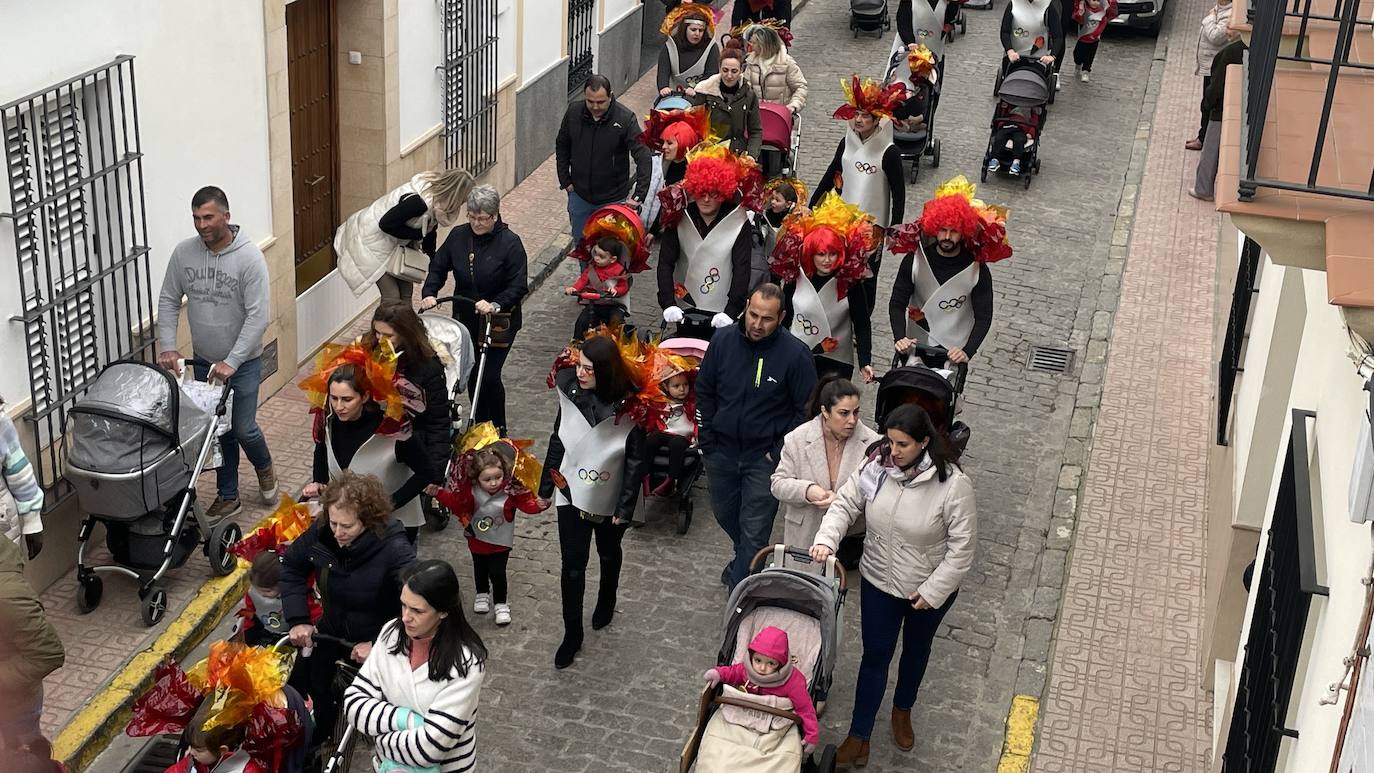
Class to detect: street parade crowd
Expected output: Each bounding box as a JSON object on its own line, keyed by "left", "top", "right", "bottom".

{"left": 0, "top": 0, "right": 1154, "bottom": 769}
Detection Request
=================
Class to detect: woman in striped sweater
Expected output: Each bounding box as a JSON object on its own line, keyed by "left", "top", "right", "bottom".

{"left": 344, "top": 560, "right": 487, "bottom": 772}
{"left": 0, "top": 396, "right": 43, "bottom": 560}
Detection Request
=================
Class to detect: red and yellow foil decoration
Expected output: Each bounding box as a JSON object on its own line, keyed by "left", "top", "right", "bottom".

{"left": 891, "top": 175, "right": 1013, "bottom": 264}
{"left": 832, "top": 76, "right": 907, "bottom": 121}
{"left": 907, "top": 43, "right": 938, "bottom": 83}
{"left": 569, "top": 204, "right": 651, "bottom": 274}
{"left": 660, "top": 2, "right": 720, "bottom": 36}
{"left": 640, "top": 104, "right": 713, "bottom": 154}
{"left": 769, "top": 191, "right": 878, "bottom": 299}
{"left": 454, "top": 421, "right": 543, "bottom": 495}
{"left": 657, "top": 141, "right": 766, "bottom": 229}
{"left": 299, "top": 336, "right": 413, "bottom": 440}
{"left": 764, "top": 176, "right": 808, "bottom": 206}
{"left": 231, "top": 494, "right": 314, "bottom": 563}
{"left": 546, "top": 323, "right": 681, "bottom": 432}
{"left": 185, "top": 640, "right": 295, "bottom": 732}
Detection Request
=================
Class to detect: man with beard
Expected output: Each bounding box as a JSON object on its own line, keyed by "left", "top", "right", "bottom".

{"left": 888, "top": 186, "right": 999, "bottom": 365}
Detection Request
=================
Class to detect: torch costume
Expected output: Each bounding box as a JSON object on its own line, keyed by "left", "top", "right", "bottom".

{"left": 892, "top": 0, "right": 962, "bottom": 63}
{"left": 639, "top": 104, "right": 713, "bottom": 229}
{"left": 662, "top": 3, "right": 722, "bottom": 90}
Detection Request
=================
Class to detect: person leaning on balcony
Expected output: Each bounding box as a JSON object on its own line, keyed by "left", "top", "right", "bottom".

{"left": 0, "top": 399, "right": 43, "bottom": 561}
{"left": 0, "top": 535, "right": 65, "bottom": 751}
{"left": 1190, "top": 37, "right": 1247, "bottom": 202}
{"left": 157, "top": 186, "right": 278, "bottom": 521}
{"left": 1186, "top": 0, "right": 1236, "bottom": 152}
{"left": 334, "top": 168, "right": 476, "bottom": 304}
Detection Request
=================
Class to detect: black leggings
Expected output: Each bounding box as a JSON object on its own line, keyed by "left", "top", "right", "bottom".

{"left": 992, "top": 126, "right": 1029, "bottom": 159}
{"left": 472, "top": 550, "right": 510, "bottom": 603}
{"left": 645, "top": 431, "right": 693, "bottom": 484}
{"left": 557, "top": 505, "right": 629, "bottom": 637}
{"left": 1073, "top": 39, "right": 1099, "bottom": 71}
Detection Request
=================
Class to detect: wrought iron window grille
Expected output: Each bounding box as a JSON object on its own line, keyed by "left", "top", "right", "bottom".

{"left": 440, "top": 0, "right": 499, "bottom": 177}
{"left": 568, "top": 0, "right": 596, "bottom": 95}
{"left": 1217, "top": 237, "right": 1263, "bottom": 445}
{"left": 1, "top": 55, "right": 154, "bottom": 509}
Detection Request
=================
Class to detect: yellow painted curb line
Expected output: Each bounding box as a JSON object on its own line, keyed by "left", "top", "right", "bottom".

{"left": 997, "top": 694, "right": 1040, "bottom": 773}
{"left": 52, "top": 564, "right": 250, "bottom": 772}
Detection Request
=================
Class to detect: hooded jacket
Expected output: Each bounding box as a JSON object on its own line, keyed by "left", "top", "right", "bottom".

{"left": 0, "top": 537, "right": 64, "bottom": 721}
{"left": 692, "top": 74, "right": 764, "bottom": 159}
{"left": 696, "top": 322, "right": 817, "bottom": 455}
{"left": 556, "top": 98, "right": 653, "bottom": 205}
{"left": 157, "top": 225, "right": 271, "bottom": 369}
{"left": 280, "top": 517, "right": 416, "bottom": 643}
{"left": 423, "top": 220, "right": 530, "bottom": 337}
{"left": 711, "top": 626, "right": 819, "bottom": 745}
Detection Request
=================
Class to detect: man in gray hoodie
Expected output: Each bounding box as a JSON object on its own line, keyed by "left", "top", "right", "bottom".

{"left": 157, "top": 186, "right": 277, "bottom": 518}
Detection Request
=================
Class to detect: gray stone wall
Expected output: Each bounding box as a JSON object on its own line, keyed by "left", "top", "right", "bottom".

{"left": 513, "top": 62, "right": 570, "bottom": 184}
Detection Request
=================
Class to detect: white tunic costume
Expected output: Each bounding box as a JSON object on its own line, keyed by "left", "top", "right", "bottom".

{"left": 839, "top": 121, "right": 896, "bottom": 228}
{"left": 325, "top": 420, "right": 425, "bottom": 529}
{"left": 904, "top": 244, "right": 980, "bottom": 359}
{"left": 1008, "top": 0, "right": 1056, "bottom": 57}
{"left": 674, "top": 206, "right": 750, "bottom": 313}
{"left": 790, "top": 275, "right": 855, "bottom": 367}
{"left": 553, "top": 390, "right": 634, "bottom": 516}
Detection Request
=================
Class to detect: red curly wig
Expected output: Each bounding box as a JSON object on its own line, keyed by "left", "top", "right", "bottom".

{"left": 683, "top": 156, "right": 738, "bottom": 201}
{"left": 660, "top": 121, "right": 700, "bottom": 160}
{"left": 918, "top": 194, "right": 980, "bottom": 241}
{"left": 801, "top": 226, "right": 845, "bottom": 276}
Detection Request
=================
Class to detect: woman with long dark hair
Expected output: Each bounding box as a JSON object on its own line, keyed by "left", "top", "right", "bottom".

{"left": 809, "top": 403, "right": 976, "bottom": 767}
{"left": 343, "top": 559, "right": 486, "bottom": 772}
{"left": 657, "top": 3, "right": 721, "bottom": 95}
{"left": 536, "top": 334, "right": 650, "bottom": 669}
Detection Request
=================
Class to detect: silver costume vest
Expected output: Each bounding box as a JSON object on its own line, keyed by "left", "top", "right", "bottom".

{"left": 1009, "top": 0, "right": 1055, "bottom": 56}
{"left": 666, "top": 38, "right": 720, "bottom": 89}
{"left": 905, "top": 246, "right": 980, "bottom": 358}
{"left": 840, "top": 122, "right": 896, "bottom": 228}
{"left": 469, "top": 488, "right": 515, "bottom": 549}
{"left": 664, "top": 402, "right": 695, "bottom": 438}
{"left": 325, "top": 420, "right": 425, "bottom": 528}
{"left": 554, "top": 390, "right": 634, "bottom": 516}
{"left": 675, "top": 206, "right": 750, "bottom": 313}
{"left": 890, "top": 0, "right": 950, "bottom": 62}
{"left": 791, "top": 275, "right": 855, "bottom": 366}
{"left": 247, "top": 586, "right": 289, "bottom": 634}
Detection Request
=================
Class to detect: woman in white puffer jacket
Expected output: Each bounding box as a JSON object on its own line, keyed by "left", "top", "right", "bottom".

{"left": 742, "top": 24, "right": 808, "bottom": 113}
{"left": 1187, "top": 0, "right": 1234, "bottom": 151}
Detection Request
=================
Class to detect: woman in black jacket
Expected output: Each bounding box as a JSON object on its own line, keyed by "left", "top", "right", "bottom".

{"left": 419, "top": 185, "right": 529, "bottom": 435}
{"left": 536, "top": 335, "right": 648, "bottom": 670}
{"left": 283, "top": 470, "right": 417, "bottom": 747}
{"left": 366, "top": 301, "right": 450, "bottom": 495}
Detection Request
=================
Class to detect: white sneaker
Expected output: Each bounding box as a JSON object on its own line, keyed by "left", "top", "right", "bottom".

{"left": 473, "top": 593, "right": 491, "bottom": 614}
{"left": 1080, "top": 70, "right": 1090, "bottom": 83}
{"left": 1055, "top": 73, "right": 1062, "bottom": 91}
{"left": 494, "top": 604, "right": 512, "bottom": 626}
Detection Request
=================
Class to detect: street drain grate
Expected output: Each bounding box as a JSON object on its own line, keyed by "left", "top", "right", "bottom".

{"left": 1027, "top": 346, "right": 1075, "bottom": 373}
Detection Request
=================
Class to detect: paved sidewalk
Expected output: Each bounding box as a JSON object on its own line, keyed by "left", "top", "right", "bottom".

{"left": 1032, "top": 0, "right": 1219, "bottom": 767}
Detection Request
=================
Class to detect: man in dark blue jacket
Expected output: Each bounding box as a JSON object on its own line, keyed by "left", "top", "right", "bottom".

{"left": 696, "top": 284, "right": 817, "bottom": 589}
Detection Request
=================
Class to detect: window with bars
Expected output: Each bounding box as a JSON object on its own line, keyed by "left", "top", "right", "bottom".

{"left": 1, "top": 55, "right": 154, "bottom": 507}
{"left": 568, "top": 0, "right": 597, "bottom": 95}
{"left": 441, "top": 0, "right": 499, "bottom": 176}
{"left": 1217, "top": 237, "right": 1263, "bottom": 445}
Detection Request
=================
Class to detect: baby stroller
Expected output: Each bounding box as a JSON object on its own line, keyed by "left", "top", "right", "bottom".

{"left": 758, "top": 101, "right": 802, "bottom": 179}
{"left": 878, "top": 344, "right": 971, "bottom": 458}
{"left": 65, "top": 360, "right": 239, "bottom": 626}
{"left": 851, "top": 0, "right": 891, "bottom": 37}
{"left": 655, "top": 94, "right": 694, "bottom": 112}
{"left": 639, "top": 336, "right": 708, "bottom": 534}
{"left": 681, "top": 546, "right": 845, "bottom": 772}
{"left": 983, "top": 59, "right": 1050, "bottom": 189}
{"left": 883, "top": 49, "right": 943, "bottom": 182}
{"left": 417, "top": 302, "right": 476, "bottom": 530}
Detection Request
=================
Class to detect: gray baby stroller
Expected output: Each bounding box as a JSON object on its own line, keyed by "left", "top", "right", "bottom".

{"left": 65, "top": 359, "right": 239, "bottom": 626}
{"left": 680, "top": 546, "right": 846, "bottom": 773}
{"left": 851, "top": 0, "right": 892, "bottom": 36}
{"left": 983, "top": 58, "right": 1050, "bottom": 189}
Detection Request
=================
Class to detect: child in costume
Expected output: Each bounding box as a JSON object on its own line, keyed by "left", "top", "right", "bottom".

{"left": 165, "top": 700, "right": 268, "bottom": 773}
{"left": 230, "top": 496, "right": 319, "bottom": 647}
{"left": 703, "top": 625, "right": 820, "bottom": 754}
{"left": 567, "top": 205, "right": 651, "bottom": 340}
{"left": 434, "top": 424, "right": 543, "bottom": 626}
{"left": 1071, "top": 0, "right": 1119, "bottom": 82}
{"left": 643, "top": 348, "right": 700, "bottom": 496}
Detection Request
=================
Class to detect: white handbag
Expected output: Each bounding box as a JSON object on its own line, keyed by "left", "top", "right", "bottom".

{"left": 388, "top": 244, "right": 430, "bottom": 283}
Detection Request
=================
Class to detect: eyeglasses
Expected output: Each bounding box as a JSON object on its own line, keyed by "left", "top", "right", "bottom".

{"left": 468, "top": 213, "right": 496, "bottom": 224}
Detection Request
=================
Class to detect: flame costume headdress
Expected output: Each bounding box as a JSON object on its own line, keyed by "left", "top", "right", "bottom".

{"left": 769, "top": 191, "right": 878, "bottom": 300}
{"left": 449, "top": 421, "right": 543, "bottom": 495}
{"left": 832, "top": 76, "right": 907, "bottom": 121}
{"left": 230, "top": 494, "right": 314, "bottom": 563}
{"left": 546, "top": 324, "right": 691, "bottom": 433}
{"left": 656, "top": 141, "right": 765, "bottom": 229}
{"left": 127, "top": 643, "right": 303, "bottom": 770}
{"left": 299, "top": 337, "right": 420, "bottom": 442}
{"left": 764, "top": 176, "right": 808, "bottom": 206}
{"left": 569, "top": 204, "right": 651, "bottom": 274}
{"left": 731, "top": 18, "right": 795, "bottom": 48}
{"left": 660, "top": 2, "right": 720, "bottom": 37}
{"left": 889, "top": 175, "right": 1013, "bottom": 264}
{"left": 640, "top": 104, "right": 713, "bottom": 159}
{"left": 907, "top": 44, "right": 938, "bottom": 84}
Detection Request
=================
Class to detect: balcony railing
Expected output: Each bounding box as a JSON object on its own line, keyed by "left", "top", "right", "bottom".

{"left": 1217, "top": 237, "right": 1262, "bottom": 446}
{"left": 1240, "top": 0, "right": 1374, "bottom": 202}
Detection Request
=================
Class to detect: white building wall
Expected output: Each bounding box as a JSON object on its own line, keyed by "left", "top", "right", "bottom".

{"left": 497, "top": 0, "right": 517, "bottom": 83}
{"left": 1223, "top": 259, "right": 1374, "bottom": 771}
{"left": 0, "top": 2, "right": 272, "bottom": 405}
{"left": 521, "top": 0, "right": 566, "bottom": 87}
{"left": 398, "top": 0, "right": 445, "bottom": 148}
{"left": 601, "top": 0, "right": 640, "bottom": 30}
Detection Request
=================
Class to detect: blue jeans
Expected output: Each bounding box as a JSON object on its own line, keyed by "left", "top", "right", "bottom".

{"left": 194, "top": 355, "right": 273, "bottom": 500}
{"left": 703, "top": 443, "right": 780, "bottom": 589}
{"left": 567, "top": 189, "right": 602, "bottom": 236}
{"left": 849, "top": 579, "right": 957, "bottom": 740}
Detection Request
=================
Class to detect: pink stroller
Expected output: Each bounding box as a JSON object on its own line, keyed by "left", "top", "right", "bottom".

{"left": 758, "top": 101, "right": 801, "bottom": 178}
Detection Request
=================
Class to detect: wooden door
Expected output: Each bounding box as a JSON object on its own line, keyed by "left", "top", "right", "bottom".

{"left": 287, "top": 0, "right": 339, "bottom": 294}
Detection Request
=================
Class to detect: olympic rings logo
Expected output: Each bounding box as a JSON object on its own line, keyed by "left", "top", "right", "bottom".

{"left": 918, "top": 28, "right": 933, "bottom": 38}
{"left": 579, "top": 468, "right": 612, "bottom": 482}
{"left": 474, "top": 516, "right": 495, "bottom": 533}
{"left": 938, "top": 295, "right": 968, "bottom": 310}
{"left": 700, "top": 266, "right": 721, "bottom": 295}
{"left": 853, "top": 161, "right": 880, "bottom": 175}
{"left": 1013, "top": 26, "right": 1029, "bottom": 37}
{"left": 797, "top": 316, "right": 820, "bottom": 336}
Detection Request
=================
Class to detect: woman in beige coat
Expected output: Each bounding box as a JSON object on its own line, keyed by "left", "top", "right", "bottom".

{"left": 810, "top": 403, "right": 975, "bottom": 768}
{"left": 742, "top": 24, "right": 808, "bottom": 113}
{"left": 771, "top": 377, "right": 879, "bottom": 568}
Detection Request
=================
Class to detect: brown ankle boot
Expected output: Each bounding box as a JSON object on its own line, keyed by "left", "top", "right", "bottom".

{"left": 892, "top": 707, "right": 915, "bottom": 751}
{"left": 835, "top": 736, "right": 870, "bottom": 769}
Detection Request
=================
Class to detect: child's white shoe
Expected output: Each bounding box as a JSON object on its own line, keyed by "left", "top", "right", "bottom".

{"left": 473, "top": 593, "right": 491, "bottom": 614}
{"left": 494, "top": 604, "right": 512, "bottom": 626}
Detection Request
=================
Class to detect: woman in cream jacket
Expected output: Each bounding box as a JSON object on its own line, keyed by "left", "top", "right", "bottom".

{"left": 770, "top": 377, "right": 878, "bottom": 567}
{"left": 742, "top": 24, "right": 808, "bottom": 113}
{"left": 809, "top": 403, "right": 975, "bottom": 768}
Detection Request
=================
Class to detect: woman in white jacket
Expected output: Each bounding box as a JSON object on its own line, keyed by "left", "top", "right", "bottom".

{"left": 344, "top": 560, "right": 487, "bottom": 773}
{"left": 742, "top": 23, "right": 808, "bottom": 113}
{"left": 770, "top": 377, "right": 879, "bottom": 567}
{"left": 1187, "top": 0, "right": 1234, "bottom": 151}
{"left": 809, "top": 403, "right": 975, "bottom": 768}
{"left": 334, "top": 169, "right": 473, "bottom": 303}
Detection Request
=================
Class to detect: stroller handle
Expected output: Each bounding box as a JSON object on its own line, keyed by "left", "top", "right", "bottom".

{"left": 273, "top": 631, "right": 359, "bottom": 649}
{"left": 431, "top": 294, "right": 478, "bottom": 307}
{"left": 750, "top": 545, "right": 848, "bottom": 592}
{"left": 892, "top": 344, "right": 970, "bottom": 391}
{"left": 181, "top": 357, "right": 234, "bottom": 414}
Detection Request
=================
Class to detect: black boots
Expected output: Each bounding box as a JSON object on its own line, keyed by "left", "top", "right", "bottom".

{"left": 554, "top": 634, "right": 582, "bottom": 669}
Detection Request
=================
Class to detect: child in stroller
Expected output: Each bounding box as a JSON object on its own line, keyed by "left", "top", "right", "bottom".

{"left": 641, "top": 337, "right": 705, "bottom": 533}
{"left": 986, "top": 102, "right": 1044, "bottom": 176}
{"left": 983, "top": 59, "right": 1051, "bottom": 187}
{"left": 567, "top": 204, "right": 651, "bottom": 339}
{"left": 703, "top": 626, "right": 820, "bottom": 754}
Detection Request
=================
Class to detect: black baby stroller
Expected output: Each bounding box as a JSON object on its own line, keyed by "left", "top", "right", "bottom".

{"left": 983, "top": 58, "right": 1050, "bottom": 190}
{"left": 883, "top": 49, "right": 943, "bottom": 182}
{"left": 65, "top": 360, "right": 240, "bottom": 626}
{"left": 637, "top": 335, "right": 708, "bottom": 534}
{"left": 851, "top": 0, "right": 891, "bottom": 36}
{"left": 680, "top": 546, "right": 845, "bottom": 772}
{"left": 877, "top": 344, "right": 971, "bottom": 458}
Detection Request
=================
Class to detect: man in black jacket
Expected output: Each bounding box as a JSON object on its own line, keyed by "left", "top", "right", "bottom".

{"left": 556, "top": 74, "right": 653, "bottom": 235}
{"left": 697, "top": 284, "right": 817, "bottom": 590}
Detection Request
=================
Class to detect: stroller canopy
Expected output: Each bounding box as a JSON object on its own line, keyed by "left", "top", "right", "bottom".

{"left": 999, "top": 63, "right": 1051, "bottom": 107}
{"left": 876, "top": 365, "right": 957, "bottom": 429}
{"left": 66, "top": 361, "right": 209, "bottom": 475}
{"left": 720, "top": 570, "right": 841, "bottom": 691}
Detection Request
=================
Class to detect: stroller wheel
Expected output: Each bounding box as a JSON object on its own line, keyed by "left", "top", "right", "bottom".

{"left": 207, "top": 521, "right": 242, "bottom": 576}
{"left": 77, "top": 574, "right": 103, "bottom": 614}
{"left": 980, "top": 166, "right": 989, "bottom": 183}
{"left": 676, "top": 497, "right": 693, "bottom": 536}
{"left": 1024, "top": 171, "right": 1034, "bottom": 190}
{"left": 819, "top": 743, "right": 837, "bottom": 772}
{"left": 141, "top": 585, "right": 168, "bottom": 627}
{"left": 932, "top": 138, "right": 942, "bottom": 168}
